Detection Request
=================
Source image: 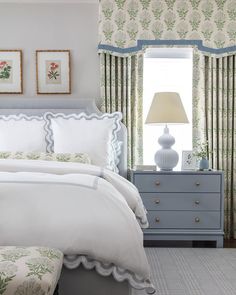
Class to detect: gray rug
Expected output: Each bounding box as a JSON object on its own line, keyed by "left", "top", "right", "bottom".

{"left": 134, "top": 248, "right": 236, "bottom": 295}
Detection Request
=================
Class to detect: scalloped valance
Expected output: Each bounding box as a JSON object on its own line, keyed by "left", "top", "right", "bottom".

{"left": 98, "top": 0, "right": 236, "bottom": 55}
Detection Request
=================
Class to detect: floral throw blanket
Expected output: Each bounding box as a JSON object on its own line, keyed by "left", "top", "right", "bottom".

{"left": 0, "top": 247, "right": 63, "bottom": 295}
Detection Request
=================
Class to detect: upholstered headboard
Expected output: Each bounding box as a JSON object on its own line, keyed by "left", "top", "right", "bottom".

{"left": 0, "top": 98, "right": 127, "bottom": 178}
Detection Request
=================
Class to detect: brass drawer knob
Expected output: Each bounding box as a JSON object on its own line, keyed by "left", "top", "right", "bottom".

{"left": 155, "top": 217, "right": 160, "bottom": 223}
{"left": 155, "top": 199, "right": 160, "bottom": 204}
{"left": 195, "top": 182, "right": 200, "bottom": 186}
{"left": 195, "top": 200, "right": 200, "bottom": 205}
{"left": 155, "top": 181, "right": 160, "bottom": 186}
{"left": 195, "top": 217, "right": 200, "bottom": 223}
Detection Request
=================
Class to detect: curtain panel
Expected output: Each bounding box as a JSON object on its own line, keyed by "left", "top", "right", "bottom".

{"left": 203, "top": 54, "right": 236, "bottom": 239}
{"left": 99, "top": 52, "right": 143, "bottom": 170}
{"left": 193, "top": 49, "right": 206, "bottom": 149}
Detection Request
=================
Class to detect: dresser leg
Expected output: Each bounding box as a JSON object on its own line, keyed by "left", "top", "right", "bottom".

{"left": 216, "top": 237, "right": 224, "bottom": 248}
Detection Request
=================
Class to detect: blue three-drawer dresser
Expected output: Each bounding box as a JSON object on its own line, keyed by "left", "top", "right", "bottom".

{"left": 131, "top": 170, "right": 224, "bottom": 248}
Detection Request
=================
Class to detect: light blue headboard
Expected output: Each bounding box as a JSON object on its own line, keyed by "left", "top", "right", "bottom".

{"left": 0, "top": 98, "right": 127, "bottom": 178}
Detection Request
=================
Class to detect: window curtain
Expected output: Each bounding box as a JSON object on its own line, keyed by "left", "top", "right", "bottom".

{"left": 192, "top": 49, "right": 206, "bottom": 149}
{"left": 188, "top": 49, "right": 236, "bottom": 239}
{"left": 203, "top": 54, "right": 236, "bottom": 239}
{"left": 99, "top": 52, "right": 143, "bottom": 170}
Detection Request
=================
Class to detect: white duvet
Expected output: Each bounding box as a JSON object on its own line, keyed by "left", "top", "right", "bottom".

{"left": 0, "top": 160, "right": 154, "bottom": 292}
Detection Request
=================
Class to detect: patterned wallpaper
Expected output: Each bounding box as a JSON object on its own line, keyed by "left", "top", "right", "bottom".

{"left": 99, "top": 0, "right": 236, "bottom": 52}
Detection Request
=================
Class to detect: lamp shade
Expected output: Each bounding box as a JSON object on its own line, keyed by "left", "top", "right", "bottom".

{"left": 145, "top": 92, "right": 189, "bottom": 124}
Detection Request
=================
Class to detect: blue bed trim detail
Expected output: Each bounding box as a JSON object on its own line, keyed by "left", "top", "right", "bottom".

{"left": 0, "top": 113, "right": 48, "bottom": 151}
{"left": 98, "top": 40, "right": 236, "bottom": 55}
{"left": 0, "top": 113, "right": 44, "bottom": 121}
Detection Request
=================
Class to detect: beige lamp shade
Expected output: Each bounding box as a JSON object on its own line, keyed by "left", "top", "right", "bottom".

{"left": 145, "top": 92, "right": 189, "bottom": 124}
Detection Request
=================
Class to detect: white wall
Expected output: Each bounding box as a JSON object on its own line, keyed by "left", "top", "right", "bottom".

{"left": 0, "top": 3, "right": 100, "bottom": 103}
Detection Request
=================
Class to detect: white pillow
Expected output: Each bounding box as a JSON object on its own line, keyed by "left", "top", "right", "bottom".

{"left": 0, "top": 114, "right": 47, "bottom": 152}
{"left": 44, "top": 112, "right": 122, "bottom": 172}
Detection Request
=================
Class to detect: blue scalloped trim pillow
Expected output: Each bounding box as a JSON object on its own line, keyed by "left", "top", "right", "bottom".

{"left": 44, "top": 112, "right": 122, "bottom": 173}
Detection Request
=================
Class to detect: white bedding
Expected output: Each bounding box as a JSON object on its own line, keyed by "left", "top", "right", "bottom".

{"left": 0, "top": 160, "right": 154, "bottom": 292}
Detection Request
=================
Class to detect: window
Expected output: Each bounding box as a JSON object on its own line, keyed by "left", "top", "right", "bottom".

{"left": 143, "top": 48, "right": 193, "bottom": 170}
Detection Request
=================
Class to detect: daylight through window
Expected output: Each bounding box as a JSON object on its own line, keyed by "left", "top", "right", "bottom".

{"left": 143, "top": 48, "right": 193, "bottom": 170}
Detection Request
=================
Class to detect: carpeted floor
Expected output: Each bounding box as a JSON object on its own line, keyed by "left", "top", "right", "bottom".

{"left": 134, "top": 248, "right": 236, "bottom": 295}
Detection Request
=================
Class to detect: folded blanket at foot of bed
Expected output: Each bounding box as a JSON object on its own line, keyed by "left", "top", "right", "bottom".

{"left": 0, "top": 246, "right": 63, "bottom": 295}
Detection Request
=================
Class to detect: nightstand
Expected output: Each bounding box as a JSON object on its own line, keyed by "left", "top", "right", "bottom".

{"left": 131, "top": 170, "right": 224, "bottom": 248}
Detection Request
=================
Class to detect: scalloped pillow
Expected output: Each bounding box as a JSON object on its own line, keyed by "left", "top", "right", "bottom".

{"left": 0, "top": 152, "right": 91, "bottom": 164}
{"left": 0, "top": 114, "right": 47, "bottom": 152}
{"left": 44, "top": 112, "right": 122, "bottom": 173}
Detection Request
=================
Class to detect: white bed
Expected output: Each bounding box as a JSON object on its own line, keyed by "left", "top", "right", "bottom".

{"left": 0, "top": 98, "right": 155, "bottom": 295}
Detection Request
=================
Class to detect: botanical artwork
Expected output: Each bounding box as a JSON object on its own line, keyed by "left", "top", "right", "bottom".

{"left": 36, "top": 50, "right": 70, "bottom": 94}
{"left": 99, "top": 0, "right": 236, "bottom": 51}
{"left": 46, "top": 61, "right": 61, "bottom": 84}
{"left": 0, "top": 60, "right": 12, "bottom": 83}
{"left": 0, "top": 50, "right": 22, "bottom": 94}
{"left": 181, "top": 150, "right": 197, "bottom": 170}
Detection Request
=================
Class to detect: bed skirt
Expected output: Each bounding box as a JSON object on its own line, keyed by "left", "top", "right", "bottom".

{"left": 59, "top": 265, "right": 131, "bottom": 295}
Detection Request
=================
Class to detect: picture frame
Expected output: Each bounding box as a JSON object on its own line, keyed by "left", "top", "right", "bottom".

{"left": 36, "top": 50, "right": 71, "bottom": 94}
{"left": 0, "top": 50, "right": 23, "bottom": 94}
{"left": 181, "top": 150, "right": 197, "bottom": 170}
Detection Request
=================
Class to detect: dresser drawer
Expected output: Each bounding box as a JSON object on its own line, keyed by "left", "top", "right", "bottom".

{"left": 134, "top": 174, "right": 221, "bottom": 193}
{"left": 147, "top": 211, "right": 221, "bottom": 229}
{"left": 141, "top": 193, "right": 221, "bottom": 211}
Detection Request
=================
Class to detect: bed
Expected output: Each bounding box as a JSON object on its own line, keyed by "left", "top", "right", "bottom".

{"left": 0, "top": 98, "right": 155, "bottom": 295}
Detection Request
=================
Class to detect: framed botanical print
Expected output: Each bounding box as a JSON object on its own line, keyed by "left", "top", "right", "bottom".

{"left": 181, "top": 150, "right": 197, "bottom": 170}
{"left": 36, "top": 50, "right": 71, "bottom": 94}
{"left": 0, "top": 50, "right": 23, "bottom": 94}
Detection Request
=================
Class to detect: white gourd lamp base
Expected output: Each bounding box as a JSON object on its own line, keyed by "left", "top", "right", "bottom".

{"left": 145, "top": 92, "right": 189, "bottom": 170}
{"left": 154, "top": 125, "right": 179, "bottom": 171}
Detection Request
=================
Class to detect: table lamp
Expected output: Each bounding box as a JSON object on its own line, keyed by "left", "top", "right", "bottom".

{"left": 145, "top": 92, "right": 189, "bottom": 171}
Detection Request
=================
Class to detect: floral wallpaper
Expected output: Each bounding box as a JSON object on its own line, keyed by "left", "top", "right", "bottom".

{"left": 99, "top": 0, "right": 236, "bottom": 52}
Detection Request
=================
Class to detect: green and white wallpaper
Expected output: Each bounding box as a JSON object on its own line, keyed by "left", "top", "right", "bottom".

{"left": 99, "top": 0, "right": 236, "bottom": 51}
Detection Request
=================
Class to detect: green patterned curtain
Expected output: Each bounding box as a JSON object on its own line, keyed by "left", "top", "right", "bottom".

{"left": 99, "top": 52, "right": 143, "bottom": 170}
{"left": 192, "top": 49, "right": 206, "bottom": 149}
{"left": 204, "top": 54, "right": 236, "bottom": 239}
